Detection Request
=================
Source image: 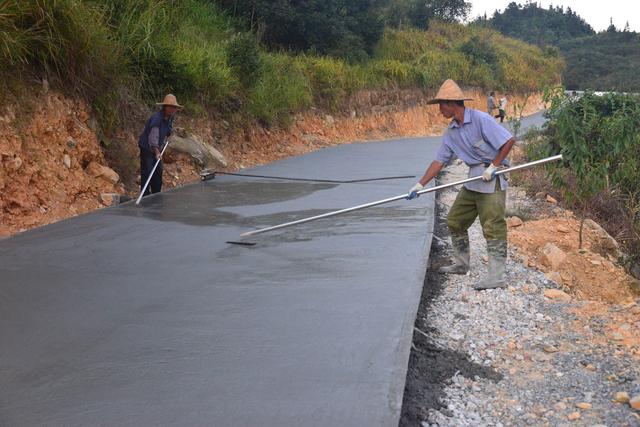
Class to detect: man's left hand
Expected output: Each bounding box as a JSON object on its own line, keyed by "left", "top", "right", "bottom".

{"left": 482, "top": 163, "right": 498, "bottom": 181}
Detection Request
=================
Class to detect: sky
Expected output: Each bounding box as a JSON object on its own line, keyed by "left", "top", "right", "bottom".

{"left": 469, "top": 0, "right": 640, "bottom": 32}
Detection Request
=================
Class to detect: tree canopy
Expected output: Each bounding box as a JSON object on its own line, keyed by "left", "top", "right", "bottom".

{"left": 215, "top": 0, "right": 472, "bottom": 59}
{"left": 475, "top": 1, "right": 594, "bottom": 46}
{"left": 477, "top": 2, "right": 640, "bottom": 91}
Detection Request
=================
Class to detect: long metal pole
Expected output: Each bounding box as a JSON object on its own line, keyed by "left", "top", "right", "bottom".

{"left": 135, "top": 141, "right": 172, "bottom": 205}
{"left": 240, "top": 154, "right": 563, "bottom": 238}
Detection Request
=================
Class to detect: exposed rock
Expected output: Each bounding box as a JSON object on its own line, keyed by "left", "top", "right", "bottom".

{"left": 630, "top": 395, "right": 640, "bottom": 410}
{"left": 535, "top": 191, "right": 546, "bottom": 200}
{"left": 507, "top": 216, "right": 524, "bottom": 228}
{"left": 324, "top": 114, "right": 335, "bottom": 126}
{"left": 546, "top": 271, "right": 563, "bottom": 284}
{"left": 85, "top": 161, "right": 120, "bottom": 184}
{"left": 540, "top": 243, "right": 566, "bottom": 270}
{"left": 567, "top": 411, "right": 581, "bottom": 421}
{"left": 614, "top": 392, "right": 630, "bottom": 403}
{"left": 583, "top": 219, "right": 623, "bottom": 260}
{"left": 10, "top": 156, "right": 22, "bottom": 171}
{"left": 554, "top": 402, "right": 567, "bottom": 411}
{"left": 63, "top": 154, "right": 71, "bottom": 169}
{"left": 544, "top": 289, "right": 571, "bottom": 302}
{"left": 576, "top": 402, "right": 592, "bottom": 410}
{"left": 546, "top": 195, "right": 558, "bottom": 204}
{"left": 99, "top": 193, "right": 120, "bottom": 207}
{"left": 556, "top": 224, "right": 570, "bottom": 233}
{"left": 168, "top": 134, "right": 228, "bottom": 169}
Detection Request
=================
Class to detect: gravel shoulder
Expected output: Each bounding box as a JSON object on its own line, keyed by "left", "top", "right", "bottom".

{"left": 401, "top": 161, "right": 640, "bottom": 427}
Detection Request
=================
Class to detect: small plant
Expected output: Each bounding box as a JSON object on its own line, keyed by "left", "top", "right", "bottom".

{"left": 226, "top": 32, "right": 262, "bottom": 89}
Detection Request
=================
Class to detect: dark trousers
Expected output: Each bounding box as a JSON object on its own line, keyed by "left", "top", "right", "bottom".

{"left": 140, "top": 148, "right": 163, "bottom": 196}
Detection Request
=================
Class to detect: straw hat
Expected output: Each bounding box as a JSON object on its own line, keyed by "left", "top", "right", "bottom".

{"left": 427, "top": 79, "right": 473, "bottom": 104}
{"left": 156, "top": 94, "right": 183, "bottom": 108}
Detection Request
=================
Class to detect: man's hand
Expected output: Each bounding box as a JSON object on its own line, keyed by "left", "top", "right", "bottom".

{"left": 153, "top": 147, "right": 161, "bottom": 160}
{"left": 482, "top": 164, "right": 498, "bottom": 181}
{"left": 406, "top": 183, "right": 424, "bottom": 200}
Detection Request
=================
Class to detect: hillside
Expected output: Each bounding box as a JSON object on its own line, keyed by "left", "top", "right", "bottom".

{"left": 559, "top": 31, "right": 640, "bottom": 91}
{"left": 0, "top": 0, "right": 561, "bottom": 234}
{"left": 477, "top": 2, "right": 640, "bottom": 91}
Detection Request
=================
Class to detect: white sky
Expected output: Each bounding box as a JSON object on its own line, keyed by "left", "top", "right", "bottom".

{"left": 469, "top": 0, "right": 640, "bottom": 32}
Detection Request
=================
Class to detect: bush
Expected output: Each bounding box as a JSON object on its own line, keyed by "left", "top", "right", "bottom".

{"left": 538, "top": 89, "right": 640, "bottom": 266}
{"left": 225, "top": 32, "right": 262, "bottom": 88}
{"left": 300, "top": 56, "right": 349, "bottom": 110}
{"left": 248, "top": 54, "right": 311, "bottom": 127}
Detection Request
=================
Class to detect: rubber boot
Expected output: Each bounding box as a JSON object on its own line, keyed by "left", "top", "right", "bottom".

{"left": 474, "top": 240, "right": 507, "bottom": 290}
{"left": 438, "top": 234, "right": 470, "bottom": 274}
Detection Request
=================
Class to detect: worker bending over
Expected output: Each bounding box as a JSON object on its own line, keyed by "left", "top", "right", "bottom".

{"left": 407, "top": 79, "right": 516, "bottom": 290}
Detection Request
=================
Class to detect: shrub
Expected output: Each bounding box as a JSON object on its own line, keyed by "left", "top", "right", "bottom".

{"left": 225, "top": 32, "right": 262, "bottom": 88}
{"left": 248, "top": 54, "right": 311, "bottom": 127}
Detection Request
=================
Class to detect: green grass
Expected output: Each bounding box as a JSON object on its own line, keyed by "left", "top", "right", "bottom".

{"left": 0, "top": 1, "right": 564, "bottom": 131}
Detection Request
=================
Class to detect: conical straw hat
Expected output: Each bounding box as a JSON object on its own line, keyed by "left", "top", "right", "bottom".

{"left": 156, "top": 94, "right": 183, "bottom": 108}
{"left": 427, "top": 79, "right": 473, "bottom": 104}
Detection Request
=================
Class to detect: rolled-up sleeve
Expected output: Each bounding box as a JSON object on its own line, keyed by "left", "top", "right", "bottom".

{"left": 148, "top": 127, "right": 160, "bottom": 149}
{"left": 435, "top": 139, "right": 455, "bottom": 165}
{"left": 480, "top": 115, "right": 513, "bottom": 151}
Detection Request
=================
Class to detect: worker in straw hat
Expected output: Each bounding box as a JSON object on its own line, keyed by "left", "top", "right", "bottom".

{"left": 406, "top": 79, "right": 516, "bottom": 290}
{"left": 137, "top": 94, "right": 182, "bottom": 196}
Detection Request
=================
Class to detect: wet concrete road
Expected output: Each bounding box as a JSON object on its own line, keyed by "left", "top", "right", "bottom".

{"left": 0, "top": 112, "right": 546, "bottom": 426}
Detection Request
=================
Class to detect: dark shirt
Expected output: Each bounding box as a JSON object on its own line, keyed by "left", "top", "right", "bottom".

{"left": 138, "top": 111, "right": 173, "bottom": 153}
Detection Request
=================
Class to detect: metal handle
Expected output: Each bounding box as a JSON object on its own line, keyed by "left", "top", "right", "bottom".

{"left": 135, "top": 141, "right": 172, "bottom": 205}
{"left": 239, "top": 155, "right": 563, "bottom": 237}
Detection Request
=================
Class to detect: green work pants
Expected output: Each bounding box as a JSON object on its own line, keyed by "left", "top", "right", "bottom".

{"left": 447, "top": 184, "right": 507, "bottom": 241}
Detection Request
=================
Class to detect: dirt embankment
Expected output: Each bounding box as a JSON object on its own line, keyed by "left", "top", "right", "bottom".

{"left": 0, "top": 93, "right": 126, "bottom": 236}
{"left": 205, "top": 89, "right": 544, "bottom": 170}
{"left": 0, "top": 87, "right": 541, "bottom": 237}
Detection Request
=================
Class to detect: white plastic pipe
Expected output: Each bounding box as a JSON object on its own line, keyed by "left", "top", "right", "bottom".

{"left": 239, "top": 154, "right": 563, "bottom": 238}
{"left": 135, "top": 141, "right": 172, "bottom": 205}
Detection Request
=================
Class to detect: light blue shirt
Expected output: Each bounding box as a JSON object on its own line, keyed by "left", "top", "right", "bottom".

{"left": 435, "top": 108, "right": 513, "bottom": 193}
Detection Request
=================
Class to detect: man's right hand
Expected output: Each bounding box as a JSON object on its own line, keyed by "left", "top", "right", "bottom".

{"left": 406, "top": 183, "right": 424, "bottom": 200}
{"left": 153, "top": 147, "right": 161, "bottom": 160}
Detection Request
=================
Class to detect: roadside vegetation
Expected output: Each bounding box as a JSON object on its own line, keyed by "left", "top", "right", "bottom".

{"left": 518, "top": 90, "right": 640, "bottom": 278}
{"left": 0, "top": 0, "right": 562, "bottom": 131}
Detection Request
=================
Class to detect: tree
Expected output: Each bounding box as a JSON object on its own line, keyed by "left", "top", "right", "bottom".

{"left": 385, "top": 0, "right": 471, "bottom": 29}
{"left": 215, "top": 0, "right": 386, "bottom": 60}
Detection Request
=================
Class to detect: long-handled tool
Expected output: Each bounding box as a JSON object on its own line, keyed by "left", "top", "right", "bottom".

{"left": 135, "top": 141, "right": 172, "bottom": 205}
{"left": 239, "top": 154, "right": 563, "bottom": 238}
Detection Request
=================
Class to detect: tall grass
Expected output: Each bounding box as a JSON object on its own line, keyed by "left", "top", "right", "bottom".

{"left": 0, "top": 1, "right": 564, "bottom": 131}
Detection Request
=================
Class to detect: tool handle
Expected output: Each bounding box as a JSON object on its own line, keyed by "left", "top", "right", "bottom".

{"left": 135, "top": 140, "right": 172, "bottom": 205}
{"left": 239, "top": 155, "right": 563, "bottom": 237}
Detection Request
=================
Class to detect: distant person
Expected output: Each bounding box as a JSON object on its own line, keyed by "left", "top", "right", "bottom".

{"left": 495, "top": 94, "right": 508, "bottom": 123}
{"left": 487, "top": 91, "right": 497, "bottom": 114}
{"left": 137, "top": 94, "right": 182, "bottom": 196}
{"left": 406, "top": 79, "right": 516, "bottom": 290}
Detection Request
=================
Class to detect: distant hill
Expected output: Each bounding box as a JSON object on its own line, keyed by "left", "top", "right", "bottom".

{"left": 475, "top": 1, "right": 594, "bottom": 46}
{"left": 477, "top": 2, "right": 640, "bottom": 91}
{"left": 559, "top": 31, "right": 640, "bottom": 92}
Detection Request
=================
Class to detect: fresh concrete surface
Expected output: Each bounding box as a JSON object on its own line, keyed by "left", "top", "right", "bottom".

{"left": 0, "top": 111, "right": 546, "bottom": 426}
{"left": 0, "top": 136, "right": 439, "bottom": 426}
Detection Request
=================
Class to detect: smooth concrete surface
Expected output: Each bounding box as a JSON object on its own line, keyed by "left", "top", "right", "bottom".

{"left": 0, "top": 111, "right": 546, "bottom": 426}
{"left": 0, "top": 136, "right": 439, "bottom": 427}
